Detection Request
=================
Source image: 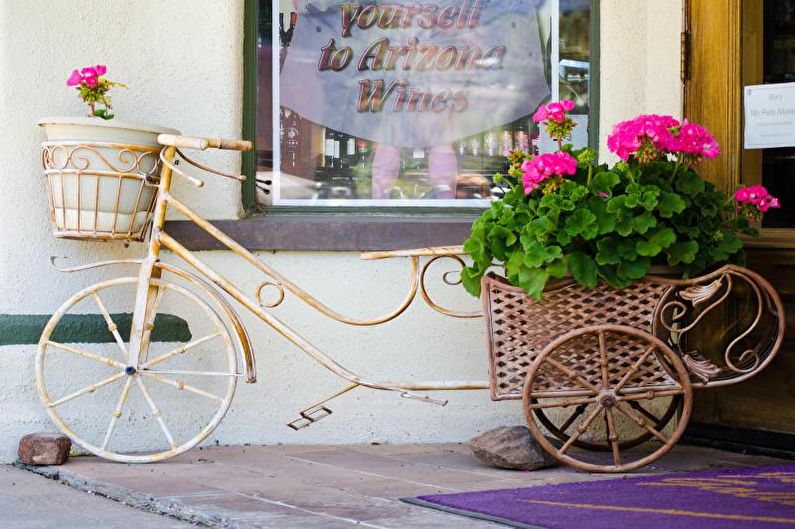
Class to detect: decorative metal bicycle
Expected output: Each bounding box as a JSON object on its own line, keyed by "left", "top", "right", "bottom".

{"left": 37, "top": 133, "right": 785, "bottom": 471}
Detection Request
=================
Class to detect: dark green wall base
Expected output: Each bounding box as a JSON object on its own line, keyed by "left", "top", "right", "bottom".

{"left": 0, "top": 314, "right": 191, "bottom": 345}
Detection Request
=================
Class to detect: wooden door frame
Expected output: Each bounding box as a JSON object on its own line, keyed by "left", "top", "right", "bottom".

{"left": 684, "top": 0, "right": 795, "bottom": 249}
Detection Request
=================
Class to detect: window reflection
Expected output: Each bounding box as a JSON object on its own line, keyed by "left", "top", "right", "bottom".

{"left": 256, "top": 0, "right": 593, "bottom": 207}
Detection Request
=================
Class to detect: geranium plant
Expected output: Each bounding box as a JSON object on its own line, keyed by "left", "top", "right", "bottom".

{"left": 66, "top": 65, "right": 126, "bottom": 120}
{"left": 461, "top": 102, "right": 780, "bottom": 300}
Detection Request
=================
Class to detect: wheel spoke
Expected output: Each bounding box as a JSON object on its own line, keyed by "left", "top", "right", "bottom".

{"left": 598, "top": 331, "right": 609, "bottom": 388}
{"left": 141, "top": 369, "right": 240, "bottom": 377}
{"left": 139, "top": 371, "right": 225, "bottom": 402}
{"left": 141, "top": 331, "right": 223, "bottom": 369}
{"left": 526, "top": 397, "right": 596, "bottom": 410}
{"left": 616, "top": 402, "right": 669, "bottom": 443}
{"left": 48, "top": 372, "right": 125, "bottom": 408}
{"left": 618, "top": 387, "right": 685, "bottom": 401}
{"left": 604, "top": 408, "right": 621, "bottom": 466}
{"left": 92, "top": 292, "right": 128, "bottom": 359}
{"left": 100, "top": 377, "right": 134, "bottom": 451}
{"left": 559, "top": 404, "right": 603, "bottom": 455}
{"left": 613, "top": 344, "right": 656, "bottom": 393}
{"left": 559, "top": 404, "right": 588, "bottom": 432}
{"left": 45, "top": 341, "right": 125, "bottom": 369}
{"left": 627, "top": 401, "right": 664, "bottom": 426}
{"left": 135, "top": 376, "right": 177, "bottom": 450}
{"left": 543, "top": 356, "right": 601, "bottom": 395}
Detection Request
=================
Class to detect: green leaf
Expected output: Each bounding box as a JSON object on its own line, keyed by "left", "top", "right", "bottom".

{"left": 568, "top": 251, "right": 598, "bottom": 288}
{"left": 675, "top": 170, "right": 706, "bottom": 195}
{"left": 546, "top": 258, "right": 568, "bottom": 279}
{"left": 630, "top": 211, "right": 657, "bottom": 234}
{"left": 657, "top": 192, "right": 686, "bottom": 218}
{"left": 636, "top": 228, "right": 677, "bottom": 257}
{"left": 460, "top": 266, "right": 482, "bottom": 297}
{"left": 592, "top": 171, "right": 620, "bottom": 194}
{"left": 666, "top": 240, "right": 699, "bottom": 266}
{"left": 564, "top": 208, "right": 599, "bottom": 240}
{"left": 596, "top": 237, "right": 621, "bottom": 265}
{"left": 524, "top": 241, "right": 563, "bottom": 268}
{"left": 618, "top": 257, "right": 650, "bottom": 281}
{"left": 518, "top": 266, "right": 549, "bottom": 300}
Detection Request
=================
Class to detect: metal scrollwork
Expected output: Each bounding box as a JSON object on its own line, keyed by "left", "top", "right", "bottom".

{"left": 419, "top": 255, "right": 481, "bottom": 318}
{"left": 655, "top": 267, "right": 783, "bottom": 384}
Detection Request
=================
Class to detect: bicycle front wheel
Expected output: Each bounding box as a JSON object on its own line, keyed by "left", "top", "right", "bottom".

{"left": 36, "top": 276, "right": 239, "bottom": 463}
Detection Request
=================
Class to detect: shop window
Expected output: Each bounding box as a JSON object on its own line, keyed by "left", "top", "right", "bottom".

{"left": 254, "top": 0, "right": 596, "bottom": 208}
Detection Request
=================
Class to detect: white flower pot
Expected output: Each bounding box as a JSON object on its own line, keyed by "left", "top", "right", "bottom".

{"left": 38, "top": 117, "right": 180, "bottom": 240}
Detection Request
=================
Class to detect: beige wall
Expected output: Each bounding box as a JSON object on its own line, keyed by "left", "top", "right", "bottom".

{"left": 599, "top": 0, "right": 684, "bottom": 161}
{"left": 0, "top": 0, "right": 684, "bottom": 462}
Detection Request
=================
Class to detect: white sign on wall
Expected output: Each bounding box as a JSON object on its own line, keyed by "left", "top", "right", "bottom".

{"left": 744, "top": 82, "right": 795, "bottom": 149}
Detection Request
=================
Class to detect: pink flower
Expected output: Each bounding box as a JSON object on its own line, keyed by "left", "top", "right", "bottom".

{"left": 735, "top": 185, "right": 781, "bottom": 217}
{"left": 672, "top": 120, "right": 720, "bottom": 159}
{"left": 66, "top": 69, "right": 83, "bottom": 86}
{"left": 521, "top": 151, "right": 577, "bottom": 194}
{"left": 607, "top": 114, "right": 680, "bottom": 162}
{"left": 532, "top": 100, "right": 576, "bottom": 124}
{"left": 93, "top": 64, "right": 107, "bottom": 76}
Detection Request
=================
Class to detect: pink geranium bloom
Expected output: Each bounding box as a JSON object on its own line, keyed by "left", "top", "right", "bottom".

{"left": 521, "top": 151, "right": 577, "bottom": 194}
{"left": 735, "top": 184, "right": 780, "bottom": 216}
{"left": 532, "top": 100, "right": 576, "bottom": 124}
{"left": 66, "top": 69, "right": 83, "bottom": 86}
{"left": 607, "top": 114, "right": 681, "bottom": 162}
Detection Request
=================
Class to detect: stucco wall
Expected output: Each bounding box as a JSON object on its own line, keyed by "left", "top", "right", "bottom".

{"left": 0, "top": 0, "right": 683, "bottom": 462}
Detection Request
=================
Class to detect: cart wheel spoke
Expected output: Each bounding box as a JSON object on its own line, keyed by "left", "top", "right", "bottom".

{"left": 527, "top": 396, "right": 596, "bottom": 410}
{"left": 45, "top": 341, "right": 125, "bottom": 369}
{"left": 598, "top": 331, "right": 609, "bottom": 388}
{"left": 140, "top": 371, "right": 226, "bottom": 403}
{"left": 136, "top": 376, "right": 176, "bottom": 450}
{"left": 141, "top": 331, "right": 223, "bottom": 369}
{"left": 627, "top": 400, "right": 663, "bottom": 424}
{"left": 616, "top": 402, "right": 669, "bottom": 444}
{"left": 543, "top": 356, "right": 600, "bottom": 395}
{"left": 618, "top": 387, "right": 686, "bottom": 401}
{"left": 559, "top": 403, "right": 588, "bottom": 432}
{"left": 604, "top": 407, "right": 621, "bottom": 466}
{"left": 48, "top": 372, "right": 125, "bottom": 408}
{"left": 613, "top": 344, "right": 656, "bottom": 393}
{"left": 92, "top": 292, "right": 128, "bottom": 359}
{"left": 559, "top": 404, "right": 603, "bottom": 455}
{"left": 100, "top": 376, "right": 134, "bottom": 451}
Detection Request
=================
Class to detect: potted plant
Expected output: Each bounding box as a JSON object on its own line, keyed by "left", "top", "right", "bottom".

{"left": 39, "top": 65, "right": 179, "bottom": 240}
{"left": 460, "top": 102, "right": 780, "bottom": 299}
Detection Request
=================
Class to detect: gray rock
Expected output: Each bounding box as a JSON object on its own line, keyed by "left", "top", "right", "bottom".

{"left": 469, "top": 426, "right": 557, "bottom": 470}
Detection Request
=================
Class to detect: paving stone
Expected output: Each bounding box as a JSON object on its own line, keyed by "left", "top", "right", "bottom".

{"left": 469, "top": 425, "right": 558, "bottom": 470}
{"left": 17, "top": 432, "right": 71, "bottom": 466}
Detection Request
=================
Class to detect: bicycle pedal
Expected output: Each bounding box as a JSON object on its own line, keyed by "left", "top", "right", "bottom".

{"left": 286, "top": 405, "right": 332, "bottom": 430}
{"left": 400, "top": 392, "right": 448, "bottom": 406}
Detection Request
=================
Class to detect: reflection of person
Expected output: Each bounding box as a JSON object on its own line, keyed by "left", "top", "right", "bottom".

{"left": 371, "top": 143, "right": 459, "bottom": 200}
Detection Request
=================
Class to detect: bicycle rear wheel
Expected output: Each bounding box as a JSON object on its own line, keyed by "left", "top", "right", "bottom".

{"left": 37, "top": 276, "right": 239, "bottom": 462}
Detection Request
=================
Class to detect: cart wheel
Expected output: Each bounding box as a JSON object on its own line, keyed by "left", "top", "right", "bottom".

{"left": 532, "top": 394, "right": 683, "bottom": 451}
{"left": 523, "top": 324, "right": 692, "bottom": 473}
{"left": 37, "top": 277, "right": 239, "bottom": 463}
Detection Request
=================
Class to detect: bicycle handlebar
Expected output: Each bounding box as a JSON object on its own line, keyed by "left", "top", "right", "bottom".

{"left": 158, "top": 134, "right": 253, "bottom": 152}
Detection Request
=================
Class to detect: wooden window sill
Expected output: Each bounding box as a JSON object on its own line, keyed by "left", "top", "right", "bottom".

{"left": 164, "top": 212, "right": 477, "bottom": 251}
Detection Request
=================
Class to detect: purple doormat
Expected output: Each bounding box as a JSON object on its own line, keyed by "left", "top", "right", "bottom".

{"left": 403, "top": 465, "right": 795, "bottom": 529}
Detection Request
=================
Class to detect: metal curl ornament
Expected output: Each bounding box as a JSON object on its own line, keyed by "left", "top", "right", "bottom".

{"left": 256, "top": 280, "right": 286, "bottom": 309}
{"left": 419, "top": 255, "right": 481, "bottom": 319}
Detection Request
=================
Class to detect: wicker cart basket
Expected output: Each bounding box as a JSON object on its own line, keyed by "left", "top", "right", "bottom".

{"left": 481, "top": 266, "right": 785, "bottom": 472}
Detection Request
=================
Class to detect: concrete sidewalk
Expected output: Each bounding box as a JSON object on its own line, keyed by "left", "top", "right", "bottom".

{"left": 16, "top": 443, "right": 790, "bottom": 529}
{"left": 0, "top": 465, "right": 193, "bottom": 529}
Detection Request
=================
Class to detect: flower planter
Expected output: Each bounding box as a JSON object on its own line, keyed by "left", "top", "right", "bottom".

{"left": 480, "top": 266, "right": 784, "bottom": 472}
{"left": 38, "top": 117, "right": 179, "bottom": 241}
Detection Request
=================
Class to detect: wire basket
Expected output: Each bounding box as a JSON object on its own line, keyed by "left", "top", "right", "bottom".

{"left": 41, "top": 141, "right": 161, "bottom": 241}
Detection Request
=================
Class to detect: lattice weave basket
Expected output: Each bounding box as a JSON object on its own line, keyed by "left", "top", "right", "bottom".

{"left": 41, "top": 141, "right": 161, "bottom": 241}
{"left": 481, "top": 273, "right": 675, "bottom": 400}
